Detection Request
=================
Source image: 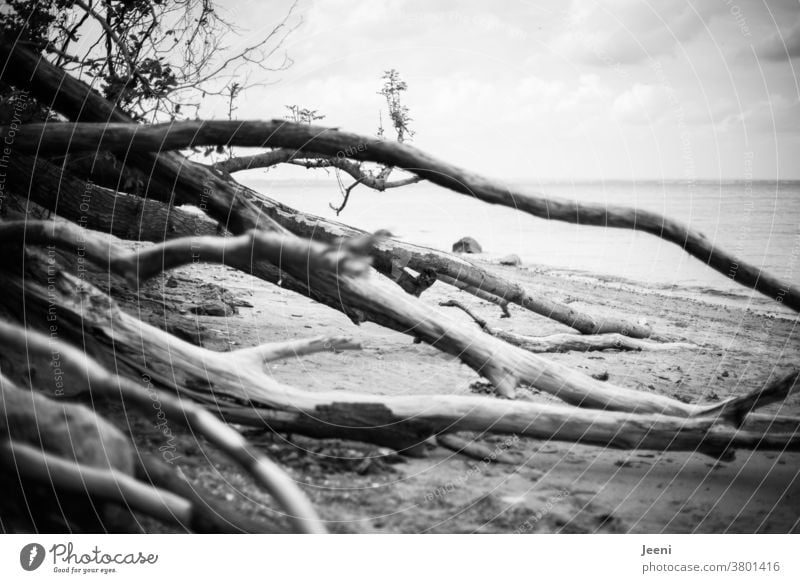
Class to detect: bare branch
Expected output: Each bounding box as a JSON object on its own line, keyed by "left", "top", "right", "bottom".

{"left": 233, "top": 336, "right": 362, "bottom": 366}
{"left": 0, "top": 318, "right": 326, "bottom": 534}
{"left": 17, "top": 118, "right": 795, "bottom": 312}
{"left": 440, "top": 300, "right": 696, "bottom": 353}
{"left": 7, "top": 249, "right": 798, "bottom": 462}
{"left": 0, "top": 220, "right": 373, "bottom": 285}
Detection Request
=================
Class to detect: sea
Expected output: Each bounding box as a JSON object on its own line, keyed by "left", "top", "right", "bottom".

{"left": 242, "top": 177, "right": 800, "bottom": 297}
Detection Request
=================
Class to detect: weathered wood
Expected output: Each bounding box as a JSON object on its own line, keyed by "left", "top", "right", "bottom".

{"left": 3, "top": 41, "right": 795, "bottom": 421}
{"left": 14, "top": 118, "right": 797, "bottom": 313}
{"left": 5, "top": 153, "right": 223, "bottom": 240}
{"left": 2, "top": 219, "right": 757, "bottom": 416}
{"left": 0, "top": 40, "right": 652, "bottom": 338}
{"left": 11, "top": 259, "right": 797, "bottom": 459}
{"left": 7, "top": 224, "right": 799, "bottom": 453}
{"left": 0, "top": 316, "right": 325, "bottom": 534}
{"left": 9, "top": 218, "right": 793, "bottom": 419}
{"left": 440, "top": 299, "right": 696, "bottom": 353}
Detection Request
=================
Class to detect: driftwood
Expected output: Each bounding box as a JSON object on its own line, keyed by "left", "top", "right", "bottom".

{"left": 0, "top": 316, "right": 325, "bottom": 534}
{"left": 4, "top": 220, "right": 798, "bottom": 463}
{"left": 440, "top": 300, "right": 697, "bottom": 353}
{"left": 3, "top": 39, "right": 799, "bottom": 534}
{"left": 1, "top": 158, "right": 670, "bottom": 401}
{"left": 1, "top": 219, "right": 766, "bottom": 415}
{"left": 0, "top": 47, "right": 789, "bottom": 410}
{"left": 0, "top": 40, "right": 651, "bottom": 338}
{"left": 4, "top": 153, "right": 222, "bottom": 241}
{"left": 214, "top": 147, "right": 424, "bottom": 193}
{"left": 16, "top": 118, "right": 798, "bottom": 313}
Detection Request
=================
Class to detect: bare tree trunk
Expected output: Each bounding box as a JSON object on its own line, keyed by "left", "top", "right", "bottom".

{"left": 6, "top": 153, "right": 223, "bottom": 240}
{"left": 0, "top": 40, "right": 652, "bottom": 338}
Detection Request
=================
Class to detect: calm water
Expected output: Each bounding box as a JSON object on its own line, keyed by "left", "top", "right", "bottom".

{"left": 242, "top": 177, "right": 800, "bottom": 293}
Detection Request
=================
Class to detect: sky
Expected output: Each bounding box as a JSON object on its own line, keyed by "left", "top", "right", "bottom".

{"left": 213, "top": 0, "right": 800, "bottom": 181}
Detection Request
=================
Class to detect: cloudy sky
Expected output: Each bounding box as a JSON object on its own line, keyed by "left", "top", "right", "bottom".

{"left": 218, "top": 0, "right": 800, "bottom": 181}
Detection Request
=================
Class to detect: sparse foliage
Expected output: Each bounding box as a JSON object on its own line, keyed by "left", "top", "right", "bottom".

{"left": 0, "top": 0, "right": 302, "bottom": 120}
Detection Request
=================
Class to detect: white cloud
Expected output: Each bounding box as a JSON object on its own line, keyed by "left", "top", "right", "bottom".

{"left": 613, "top": 83, "right": 670, "bottom": 125}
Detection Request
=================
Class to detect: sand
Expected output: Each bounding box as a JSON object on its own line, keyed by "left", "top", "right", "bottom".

{"left": 104, "top": 256, "right": 800, "bottom": 533}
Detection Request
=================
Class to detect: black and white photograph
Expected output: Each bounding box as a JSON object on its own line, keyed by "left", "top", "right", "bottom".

{"left": 0, "top": 0, "right": 798, "bottom": 578}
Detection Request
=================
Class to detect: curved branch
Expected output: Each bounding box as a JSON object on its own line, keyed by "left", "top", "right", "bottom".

{"left": 0, "top": 220, "right": 373, "bottom": 285}
{"left": 0, "top": 44, "right": 649, "bottom": 337}
{"left": 0, "top": 318, "right": 325, "bottom": 534}
{"left": 16, "top": 119, "right": 796, "bottom": 311}
{"left": 0, "top": 440, "right": 193, "bottom": 528}
{"left": 7, "top": 249, "right": 799, "bottom": 463}
{"left": 330, "top": 175, "right": 365, "bottom": 215}
{"left": 213, "top": 148, "right": 424, "bottom": 195}
{"left": 10, "top": 219, "right": 796, "bottom": 424}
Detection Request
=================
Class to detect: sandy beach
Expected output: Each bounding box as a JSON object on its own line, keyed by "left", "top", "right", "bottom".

{"left": 100, "top": 253, "right": 800, "bottom": 534}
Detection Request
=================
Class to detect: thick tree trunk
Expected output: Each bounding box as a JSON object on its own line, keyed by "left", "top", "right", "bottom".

{"left": 6, "top": 153, "right": 223, "bottom": 240}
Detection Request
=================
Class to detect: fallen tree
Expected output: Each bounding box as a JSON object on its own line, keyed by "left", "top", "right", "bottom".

{"left": 20, "top": 118, "right": 797, "bottom": 313}
{"left": 3, "top": 221, "right": 798, "bottom": 463}
{"left": 0, "top": 218, "right": 746, "bottom": 413}
{"left": 0, "top": 38, "right": 652, "bottom": 338}
{"left": 2, "top": 28, "right": 798, "bottom": 535}
{"left": 0, "top": 54, "right": 782, "bottom": 409}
